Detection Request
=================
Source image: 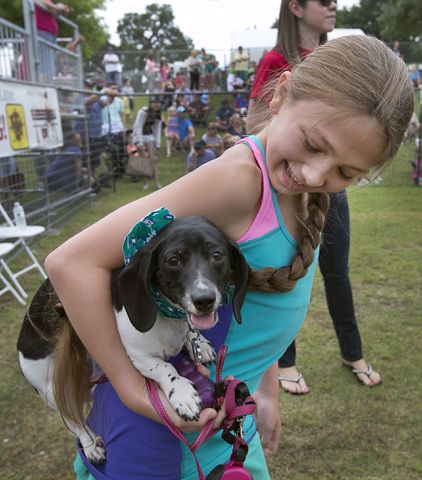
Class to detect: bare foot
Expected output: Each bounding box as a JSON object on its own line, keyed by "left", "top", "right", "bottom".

{"left": 278, "top": 366, "right": 310, "bottom": 395}
{"left": 343, "top": 358, "right": 381, "bottom": 387}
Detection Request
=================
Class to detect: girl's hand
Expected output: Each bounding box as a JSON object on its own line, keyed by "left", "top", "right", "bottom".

{"left": 147, "top": 372, "right": 233, "bottom": 434}
{"left": 154, "top": 381, "right": 228, "bottom": 434}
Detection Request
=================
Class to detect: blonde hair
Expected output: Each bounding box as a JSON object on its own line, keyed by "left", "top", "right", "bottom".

{"left": 248, "top": 35, "right": 414, "bottom": 293}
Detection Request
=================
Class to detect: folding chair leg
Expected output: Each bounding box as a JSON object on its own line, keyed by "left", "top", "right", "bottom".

{"left": 0, "top": 258, "right": 28, "bottom": 299}
{"left": 0, "top": 271, "right": 26, "bottom": 305}
{"left": 19, "top": 238, "right": 48, "bottom": 280}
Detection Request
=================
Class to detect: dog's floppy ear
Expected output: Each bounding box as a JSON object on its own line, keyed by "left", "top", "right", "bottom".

{"left": 228, "top": 241, "right": 250, "bottom": 324}
{"left": 118, "top": 245, "right": 157, "bottom": 333}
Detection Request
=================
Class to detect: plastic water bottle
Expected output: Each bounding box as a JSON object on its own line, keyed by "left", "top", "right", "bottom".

{"left": 13, "top": 202, "right": 27, "bottom": 228}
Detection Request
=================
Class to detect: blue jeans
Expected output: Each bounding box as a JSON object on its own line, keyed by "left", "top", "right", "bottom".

{"left": 279, "top": 191, "right": 363, "bottom": 368}
{"left": 37, "top": 30, "right": 57, "bottom": 81}
{"left": 106, "top": 70, "right": 120, "bottom": 85}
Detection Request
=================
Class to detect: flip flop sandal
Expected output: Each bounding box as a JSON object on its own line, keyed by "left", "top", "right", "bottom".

{"left": 347, "top": 364, "right": 381, "bottom": 387}
{"left": 278, "top": 374, "right": 309, "bottom": 395}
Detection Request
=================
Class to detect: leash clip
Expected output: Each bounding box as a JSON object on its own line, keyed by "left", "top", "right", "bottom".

{"left": 237, "top": 416, "right": 244, "bottom": 439}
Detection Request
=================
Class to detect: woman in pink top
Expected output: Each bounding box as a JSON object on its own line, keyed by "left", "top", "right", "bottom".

{"left": 34, "top": 0, "right": 70, "bottom": 80}
{"left": 35, "top": 0, "right": 70, "bottom": 43}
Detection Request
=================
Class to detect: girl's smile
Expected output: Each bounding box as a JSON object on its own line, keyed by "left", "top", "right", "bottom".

{"left": 261, "top": 98, "right": 386, "bottom": 195}
{"left": 279, "top": 159, "right": 305, "bottom": 192}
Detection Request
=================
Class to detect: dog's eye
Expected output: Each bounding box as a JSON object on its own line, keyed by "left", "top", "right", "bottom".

{"left": 213, "top": 251, "right": 224, "bottom": 261}
{"left": 166, "top": 256, "right": 180, "bottom": 267}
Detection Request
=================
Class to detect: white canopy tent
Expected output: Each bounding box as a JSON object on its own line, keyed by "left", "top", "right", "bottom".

{"left": 230, "top": 27, "right": 365, "bottom": 63}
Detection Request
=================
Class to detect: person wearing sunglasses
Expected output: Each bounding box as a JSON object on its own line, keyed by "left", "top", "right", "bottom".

{"left": 247, "top": 0, "right": 381, "bottom": 395}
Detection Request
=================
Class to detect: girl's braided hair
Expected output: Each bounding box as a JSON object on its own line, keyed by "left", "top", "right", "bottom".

{"left": 249, "top": 192, "right": 330, "bottom": 293}
{"left": 247, "top": 35, "right": 414, "bottom": 293}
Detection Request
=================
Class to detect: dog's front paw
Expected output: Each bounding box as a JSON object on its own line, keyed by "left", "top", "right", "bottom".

{"left": 198, "top": 340, "right": 216, "bottom": 365}
{"left": 83, "top": 435, "right": 106, "bottom": 464}
{"left": 166, "top": 376, "right": 203, "bottom": 421}
{"left": 185, "top": 334, "right": 216, "bottom": 366}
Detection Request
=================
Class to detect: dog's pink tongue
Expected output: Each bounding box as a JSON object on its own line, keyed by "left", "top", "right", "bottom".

{"left": 189, "top": 313, "right": 214, "bottom": 329}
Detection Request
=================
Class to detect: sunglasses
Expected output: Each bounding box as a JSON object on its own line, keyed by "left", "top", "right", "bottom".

{"left": 313, "top": 0, "right": 337, "bottom": 6}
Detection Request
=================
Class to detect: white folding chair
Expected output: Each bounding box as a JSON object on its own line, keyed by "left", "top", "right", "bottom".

{"left": 0, "top": 242, "right": 26, "bottom": 305}
{"left": 0, "top": 202, "right": 47, "bottom": 284}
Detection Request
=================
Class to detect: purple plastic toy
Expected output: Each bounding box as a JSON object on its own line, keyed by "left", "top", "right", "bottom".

{"left": 173, "top": 354, "right": 216, "bottom": 408}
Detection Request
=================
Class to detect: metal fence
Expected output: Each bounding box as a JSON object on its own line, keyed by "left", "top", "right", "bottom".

{"left": 0, "top": 0, "right": 90, "bottom": 234}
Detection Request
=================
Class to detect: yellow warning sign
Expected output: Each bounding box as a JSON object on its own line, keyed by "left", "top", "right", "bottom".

{"left": 6, "top": 104, "right": 29, "bottom": 150}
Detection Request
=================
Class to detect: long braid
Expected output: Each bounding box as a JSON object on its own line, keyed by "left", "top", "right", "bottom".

{"left": 249, "top": 192, "right": 330, "bottom": 293}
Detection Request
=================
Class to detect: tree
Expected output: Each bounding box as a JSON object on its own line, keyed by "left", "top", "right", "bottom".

{"left": 380, "top": 0, "right": 422, "bottom": 42}
{"left": 0, "top": 0, "right": 109, "bottom": 60}
{"left": 335, "top": 0, "right": 386, "bottom": 39}
{"left": 336, "top": 0, "right": 422, "bottom": 61}
{"left": 117, "top": 3, "right": 194, "bottom": 69}
{"left": 336, "top": 0, "right": 422, "bottom": 42}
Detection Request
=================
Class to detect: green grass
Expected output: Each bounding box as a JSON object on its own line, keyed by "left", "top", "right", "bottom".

{"left": 1, "top": 140, "right": 421, "bottom": 479}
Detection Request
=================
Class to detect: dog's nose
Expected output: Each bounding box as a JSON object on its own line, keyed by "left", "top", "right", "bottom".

{"left": 192, "top": 292, "right": 215, "bottom": 312}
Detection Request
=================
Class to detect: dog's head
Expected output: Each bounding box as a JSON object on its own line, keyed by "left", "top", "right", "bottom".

{"left": 117, "top": 216, "right": 250, "bottom": 333}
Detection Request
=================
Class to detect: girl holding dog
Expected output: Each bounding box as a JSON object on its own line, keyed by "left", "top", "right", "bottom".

{"left": 46, "top": 35, "right": 413, "bottom": 479}
{"left": 248, "top": 0, "right": 382, "bottom": 396}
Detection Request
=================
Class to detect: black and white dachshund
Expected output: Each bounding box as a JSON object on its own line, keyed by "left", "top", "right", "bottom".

{"left": 17, "top": 216, "right": 249, "bottom": 463}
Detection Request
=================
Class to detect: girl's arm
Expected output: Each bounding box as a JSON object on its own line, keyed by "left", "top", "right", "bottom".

{"left": 253, "top": 362, "right": 281, "bottom": 457}
{"left": 45, "top": 146, "right": 260, "bottom": 426}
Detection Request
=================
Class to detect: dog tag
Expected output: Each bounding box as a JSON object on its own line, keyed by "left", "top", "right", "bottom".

{"left": 186, "top": 328, "right": 202, "bottom": 364}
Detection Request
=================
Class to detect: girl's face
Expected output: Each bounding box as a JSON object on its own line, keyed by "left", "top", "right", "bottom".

{"left": 300, "top": 0, "right": 337, "bottom": 35}
{"left": 265, "top": 98, "right": 386, "bottom": 195}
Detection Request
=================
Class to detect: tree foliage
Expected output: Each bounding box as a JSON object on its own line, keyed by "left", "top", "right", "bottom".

{"left": 117, "top": 3, "right": 194, "bottom": 68}
{"left": 336, "top": 0, "right": 422, "bottom": 43}
{"left": 336, "top": 0, "right": 386, "bottom": 39}
{"left": 336, "top": 0, "right": 422, "bottom": 61}
{"left": 0, "top": 0, "right": 109, "bottom": 60}
{"left": 0, "top": 0, "right": 25, "bottom": 26}
{"left": 380, "top": 0, "right": 422, "bottom": 42}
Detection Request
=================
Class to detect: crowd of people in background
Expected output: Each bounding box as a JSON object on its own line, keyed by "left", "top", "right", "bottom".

{"left": 67, "top": 34, "right": 422, "bottom": 196}
{"left": 65, "top": 44, "right": 258, "bottom": 193}
{"left": 20, "top": 1, "right": 421, "bottom": 198}
{"left": 98, "top": 45, "right": 257, "bottom": 96}
{"left": 31, "top": 0, "right": 419, "bottom": 194}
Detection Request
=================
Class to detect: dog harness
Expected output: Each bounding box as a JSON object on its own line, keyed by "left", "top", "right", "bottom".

{"left": 76, "top": 135, "right": 319, "bottom": 479}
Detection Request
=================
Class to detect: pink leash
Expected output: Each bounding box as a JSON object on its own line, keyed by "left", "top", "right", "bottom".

{"left": 146, "top": 345, "right": 256, "bottom": 479}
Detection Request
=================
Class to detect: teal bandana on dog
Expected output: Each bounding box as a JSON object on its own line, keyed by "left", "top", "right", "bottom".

{"left": 122, "top": 207, "right": 233, "bottom": 320}
{"left": 123, "top": 207, "right": 175, "bottom": 266}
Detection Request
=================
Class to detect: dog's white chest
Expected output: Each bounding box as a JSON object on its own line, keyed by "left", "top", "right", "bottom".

{"left": 116, "top": 309, "right": 188, "bottom": 361}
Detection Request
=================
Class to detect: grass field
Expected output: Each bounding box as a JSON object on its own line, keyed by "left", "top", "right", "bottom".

{"left": 0, "top": 136, "right": 421, "bottom": 479}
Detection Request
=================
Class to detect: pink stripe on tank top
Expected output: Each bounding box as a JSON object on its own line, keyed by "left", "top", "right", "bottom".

{"left": 237, "top": 137, "right": 279, "bottom": 243}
